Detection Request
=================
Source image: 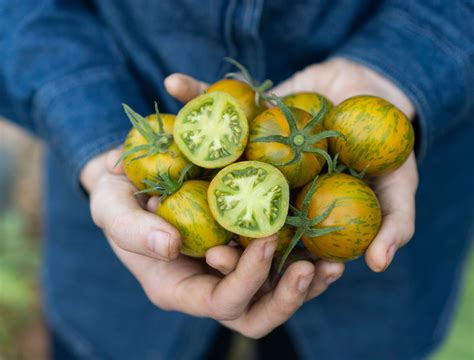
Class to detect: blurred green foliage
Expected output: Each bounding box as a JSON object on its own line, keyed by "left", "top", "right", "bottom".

{"left": 432, "top": 248, "right": 474, "bottom": 360}
{"left": 0, "top": 209, "right": 40, "bottom": 357}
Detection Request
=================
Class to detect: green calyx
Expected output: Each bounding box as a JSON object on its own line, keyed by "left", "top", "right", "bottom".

{"left": 116, "top": 102, "right": 173, "bottom": 167}
{"left": 327, "top": 153, "right": 368, "bottom": 179}
{"left": 135, "top": 163, "right": 194, "bottom": 200}
{"left": 224, "top": 57, "right": 273, "bottom": 107}
{"left": 277, "top": 176, "right": 344, "bottom": 273}
{"left": 250, "top": 95, "right": 344, "bottom": 169}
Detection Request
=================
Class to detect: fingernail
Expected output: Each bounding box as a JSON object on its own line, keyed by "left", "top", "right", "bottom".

{"left": 263, "top": 237, "right": 278, "bottom": 260}
{"left": 384, "top": 245, "right": 397, "bottom": 270}
{"left": 297, "top": 273, "right": 314, "bottom": 293}
{"left": 148, "top": 231, "right": 171, "bottom": 258}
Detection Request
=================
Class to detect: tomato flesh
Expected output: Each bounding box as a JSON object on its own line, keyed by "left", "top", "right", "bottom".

{"left": 174, "top": 92, "right": 249, "bottom": 168}
{"left": 208, "top": 161, "right": 290, "bottom": 237}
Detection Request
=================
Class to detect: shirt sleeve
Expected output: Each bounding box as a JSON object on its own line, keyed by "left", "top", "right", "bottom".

{"left": 334, "top": 0, "right": 474, "bottom": 161}
{"left": 0, "top": 1, "right": 148, "bottom": 186}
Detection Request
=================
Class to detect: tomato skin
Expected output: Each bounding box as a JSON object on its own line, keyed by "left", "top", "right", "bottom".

{"left": 239, "top": 226, "right": 293, "bottom": 255}
{"left": 123, "top": 114, "right": 198, "bottom": 195}
{"left": 207, "top": 79, "right": 266, "bottom": 121}
{"left": 156, "top": 180, "right": 232, "bottom": 257}
{"left": 283, "top": 92, "right": 333, "bottom": 116}
{"left": 245, "top": 106, "right": 328, "bottom": 188}
{"left": 324, "top": 95, "right": 414, "bottom": 176}
{"left": 296, "top": 173, "right": 381, "bottom": 262}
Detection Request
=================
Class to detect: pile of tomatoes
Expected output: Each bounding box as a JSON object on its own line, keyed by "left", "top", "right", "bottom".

{"left": 119, "top": 58, "right": 414, "bottom": 270}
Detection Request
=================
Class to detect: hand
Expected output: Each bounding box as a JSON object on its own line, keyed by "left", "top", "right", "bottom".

{"left": 80, "top": 133, "right": 343, "bottom": 339}
{"left": 166, "top": 57, "right": 418, "bottom": 272}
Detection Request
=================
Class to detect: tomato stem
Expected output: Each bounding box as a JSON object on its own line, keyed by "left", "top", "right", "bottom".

{"left": 224, "top": 57, "right": 273, "bottom": 107}
{"left": 278, "top": 176, "right": 343, "bottom": 273}
{"left": 116, "top": 103, "right": 174, "bottom": 168}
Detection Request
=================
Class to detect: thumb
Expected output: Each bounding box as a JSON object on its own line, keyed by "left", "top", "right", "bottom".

{"left": 90, "top": 174, "right": 182, "bottom": 261}
{"left": 165, "top": 73, "right": 209, "bottom": 103}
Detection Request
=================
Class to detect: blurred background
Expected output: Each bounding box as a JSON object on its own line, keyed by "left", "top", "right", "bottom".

{"left": 0, "top": 119, "right": 472, "bottom": 359}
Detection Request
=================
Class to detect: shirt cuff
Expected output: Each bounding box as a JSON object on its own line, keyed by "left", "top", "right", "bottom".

{"left": 334, "top": 6, "right": 468, "bottom": 162}
{"left": 32, "top": 66, "right": 148, "bottom": 191}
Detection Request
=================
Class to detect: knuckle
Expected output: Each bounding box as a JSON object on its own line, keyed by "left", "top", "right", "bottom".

{"left": 210, "top": 305, "right": 241, "bottom": 321}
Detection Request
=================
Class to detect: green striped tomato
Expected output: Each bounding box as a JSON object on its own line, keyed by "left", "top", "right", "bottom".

{"left": 156, "top": 180, "right": 232, "bottom": 257}
{"left": 324, "top": 95, "right": 414, "bottom": 176}
{"left": 296, "top": 173, "right": 381, "bottom": 261}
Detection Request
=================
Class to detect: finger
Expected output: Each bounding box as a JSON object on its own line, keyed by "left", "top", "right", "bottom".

{"left": 365, "top": 153, "right": 418, "bottom": 272}
{"left": 164, "top": 73, "right": 209, "bottom": 103}
{"left": 223, "top": 260, "right": 315, "bottom": 339}
{"left": 106, "top": 146, "right": 125, "bottom": 174}
{"left": 206, "top": 245, "right": 242, "bottom": 275}
{"left": 305, "top": 261, "right": 344, "bottom": 300}
{"left": 147, "top": 196, "right": 160, "bottom": 212}
{"left": 209, "top": 235, "right": 277, "bottom": 318}
{"left": 90, "top": 174, "right": 182, "bottom": 261}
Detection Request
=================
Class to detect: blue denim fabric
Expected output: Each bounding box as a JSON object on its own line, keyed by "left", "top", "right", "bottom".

{"left": 1, "top": 1, "right": 473, "bottom": 359}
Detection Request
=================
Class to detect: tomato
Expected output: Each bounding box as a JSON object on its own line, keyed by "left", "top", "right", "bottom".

{"left": 208, "top": 161, "right": 290, "bottom": 238}
{"left": 324, "top": 95, "right": 414, "bottom": 176}
{"left": 283, "top": 92, "right": 333, "bottom": 116}
{"left": 121, "top": 104, "right": 198, "bottom": 195}
{"left": 156, "top": 180, "right": 232, "bottom": 257}
{"left": 295, "top": 173, "right": 381, "bottom": 262}
{"left": 174, "top": 91, "right": 249, "bottom": 168}
{"left": 207, "top": 57, "right": 271, "bottom": 121}
{"left": 207, "top": 79, "right": 266, "bottom": 121}
{"left": 245, "top": 96, "right": 339, "bottom": 188}
{"left": 239, "top": 225, "right": 293, "bottom": 255}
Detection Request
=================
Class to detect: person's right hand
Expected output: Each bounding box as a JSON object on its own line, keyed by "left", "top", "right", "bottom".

{"left": 80, "top": 150, "right": 344, "bottom": 338}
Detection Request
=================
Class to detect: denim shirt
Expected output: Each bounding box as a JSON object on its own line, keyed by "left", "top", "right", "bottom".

{"left": 1, "top": 1, "right": 473, "bottom": 359}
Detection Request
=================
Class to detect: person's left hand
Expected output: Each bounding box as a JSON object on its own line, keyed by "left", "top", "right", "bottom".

{"left": 165, "top": 56, "right": 419, "bottom": 272}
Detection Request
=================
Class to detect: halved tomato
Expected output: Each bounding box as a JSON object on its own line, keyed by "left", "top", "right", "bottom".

{"left": 208, "top": 161, "right": 290, "bottom": 237}
{"left": 174, "top": 92, "right": 249, "bottom": 168}
{"left": 324, "top": 95, "right": 414, "bottom": 176}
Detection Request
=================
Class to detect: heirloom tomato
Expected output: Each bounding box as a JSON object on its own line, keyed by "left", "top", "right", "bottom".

{"left": 324, "top": 95, "right": 414, "bottom": 176}
{"left": 121, "top": 104, "right": 197, "bottom": 196}
{"left": 245, "top": 96, "right": 340, "bottom": 188}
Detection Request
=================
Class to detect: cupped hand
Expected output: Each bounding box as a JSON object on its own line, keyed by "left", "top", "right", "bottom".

{"left": 165, "top": 56, "right": 419, "bottom": 272}
{"left": 80, "top": 135, "right": 343, "bottom": 339}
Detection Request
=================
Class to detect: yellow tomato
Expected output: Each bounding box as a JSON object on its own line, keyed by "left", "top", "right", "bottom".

{"left": 207, "top": 79, "right": 266, "bottom": 121}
